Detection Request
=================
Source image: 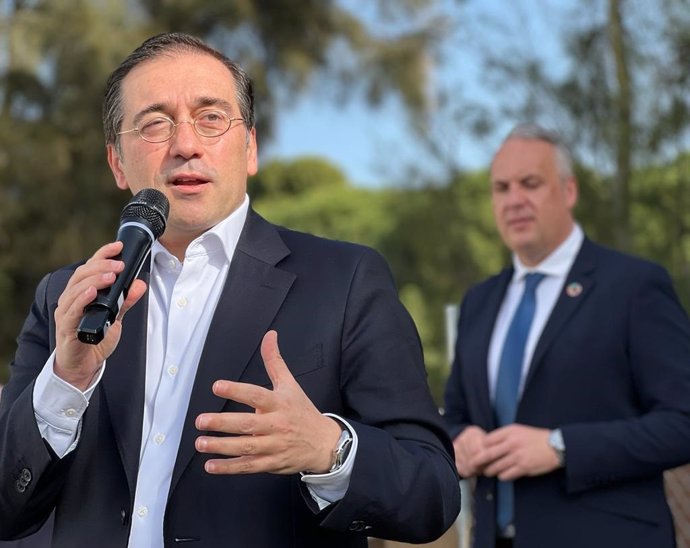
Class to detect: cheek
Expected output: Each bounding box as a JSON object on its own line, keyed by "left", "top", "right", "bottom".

{"left": 492, "top": 198, "right": 512, "bottom": 224}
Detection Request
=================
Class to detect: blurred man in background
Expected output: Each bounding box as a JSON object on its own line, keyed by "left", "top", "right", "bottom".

{"left": 444, "top": 122, "right": 690, "bottom": 548}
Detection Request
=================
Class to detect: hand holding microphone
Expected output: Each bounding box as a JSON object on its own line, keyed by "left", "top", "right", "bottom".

{"left": 76, "top": 188, "right": 169, "bottom": 344}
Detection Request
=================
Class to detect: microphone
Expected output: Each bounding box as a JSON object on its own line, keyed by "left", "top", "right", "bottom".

{"left": 77, "top": 188, "right": 170, "bottom": 344}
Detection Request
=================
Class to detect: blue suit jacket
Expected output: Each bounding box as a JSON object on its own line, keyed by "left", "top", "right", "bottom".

{"left": 0, "top": 210, "right": 460, "bottom": 547}
{"left": 444, "top": 238, "right": 690, "bottom": 548}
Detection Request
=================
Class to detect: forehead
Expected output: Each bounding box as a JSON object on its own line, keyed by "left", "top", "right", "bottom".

{"left": 491, "top": 138, "right": 557, "bottom": 181}
{"left": 120, "top": 51, "right": 237, "bottom": 114}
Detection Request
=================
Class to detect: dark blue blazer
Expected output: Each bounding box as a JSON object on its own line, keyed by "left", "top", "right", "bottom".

{"left": 0, "top": 210, "right": 460, "bottom": 547}
{"left": 444, "top": 237, "right": 690, "bottom": 548}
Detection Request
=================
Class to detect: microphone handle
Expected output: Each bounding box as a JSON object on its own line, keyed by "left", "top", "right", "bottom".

{"left": 76, "top": 224, "right": 153, "bottom": 344}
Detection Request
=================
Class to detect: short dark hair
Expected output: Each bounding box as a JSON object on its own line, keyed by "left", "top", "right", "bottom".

{"left": 103, "top": 32, "right": 254, "bottom": 148}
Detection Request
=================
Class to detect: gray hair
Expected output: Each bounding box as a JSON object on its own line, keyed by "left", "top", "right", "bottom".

{"left": 498, "top": 122, "right": 575, "bottom": 180}
{"left": 103, "top": 32, "right": 254, "bottom": 150}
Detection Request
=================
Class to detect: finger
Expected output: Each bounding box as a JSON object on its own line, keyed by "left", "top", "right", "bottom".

{"left": 208, "top": 380, "right": 273, "bottom": 412}
{"left": 196, "top": 432, "right": 264, "bottom": 457}
{"left": 484, "top": 427, "right": 510, "bottom": 446}
{"left": 496, "top": 461, "right": 526, "bottom": 481}
{"left": 60, "top": 263, "right": 122, "bottom": 308}
{"left": 73, "top": 239, "right": 125, "bottom": 280}
{"left": 260, "top": 330, "right": 294, "bottom": 389}
{"left": 203, "top": 456, "right": 256, "bottom": 475}
{"left": 196, "top": 411, "right": 260, "bottom": 435}
{"left": 66, "top": 242, "right": 125, "bottom": 288}
{"left": 482, "top": 447, "right": 519, "bottom": 477}
{"left": 117, "top": 279, "right": 148, "bottom": 321}
{"left": 92, "top": 241, "right": 124, "bottom": 260}
{"left": 202, "top": 454, "right": 285, "bottom": 475}
{"left": 470, "top": 449, "right": 500, "bottom": 471}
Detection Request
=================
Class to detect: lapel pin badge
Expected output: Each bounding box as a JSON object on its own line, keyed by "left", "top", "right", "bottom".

{"left": 566, "top": 282, "right": 583, "bottom": 298}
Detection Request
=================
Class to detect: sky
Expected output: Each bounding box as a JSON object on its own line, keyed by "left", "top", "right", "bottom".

{"left": 261, "top": 0, "right": 573, "bottom": 188}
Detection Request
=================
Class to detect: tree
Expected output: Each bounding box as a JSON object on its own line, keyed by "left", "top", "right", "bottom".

{"left": 413, "top": 0, "right": 690, "bottom": 306}
{"left": 139, "top": 0, "right": 451, "bottom": 140}
{"left": 0, "top": 0, "right": 452, "bottom": 381}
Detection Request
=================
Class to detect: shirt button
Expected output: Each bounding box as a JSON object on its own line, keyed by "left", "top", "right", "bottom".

{"left": 154, "top": 433, "right": 166, "bottom": 445}
{"left": 64, "top": 408, "right": 77, "bottom": 418}
{"left": 168, "top": 365, "right": 178, "bottom": 377}
{"left": 176, "top": 297, "right": 188, "bottom": 308}
{"left": 168, "top": 259, "right": 176, "bottom": 269}
{"left": 137, "top": 506, "right": 148, "bottom": 518}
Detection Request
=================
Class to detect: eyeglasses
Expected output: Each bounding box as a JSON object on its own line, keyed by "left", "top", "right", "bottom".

{"left": 117, "top": 110, "right": 245, "bottom": 143}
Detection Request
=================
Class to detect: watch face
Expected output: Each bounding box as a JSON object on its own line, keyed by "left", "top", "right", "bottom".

{"left": 330, "top": 429, "right": 353, "bottom": 472}
{"left": 549, "top": 430, "right": 565, "bottom": 451}
{"left": 548, "top": 430, "right": 565, "bottom": 465}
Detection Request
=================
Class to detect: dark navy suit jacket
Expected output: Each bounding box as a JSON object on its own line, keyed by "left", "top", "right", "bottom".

{"left": 444, "top": 237, "right": 690, "bottom": 548}
{"left": 0, "top": 210, "right": 460, "bottom": 547}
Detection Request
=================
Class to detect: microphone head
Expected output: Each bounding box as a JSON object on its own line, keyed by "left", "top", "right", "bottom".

{"left": 120, "top": 188, "right": 170, "bottom": 239}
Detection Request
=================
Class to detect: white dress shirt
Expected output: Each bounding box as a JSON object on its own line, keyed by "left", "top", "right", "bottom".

{"left": 33, "top": 195, "right": 356, "bottom": 548}
{"left": 488, "top": 225, "right": 584, "bottom": 401}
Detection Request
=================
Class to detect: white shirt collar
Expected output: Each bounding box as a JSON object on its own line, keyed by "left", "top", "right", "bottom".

{"left": 512, "top": 223, "right": 584, "bottom": 282}
{"left": 151, "top": 194, "right": 250, "bottom": 266}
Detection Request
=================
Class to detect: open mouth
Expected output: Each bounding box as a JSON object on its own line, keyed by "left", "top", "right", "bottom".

{"left": 168, "top": 175, "right": 211, "bottom": 194}
{"left": 171, "top": 177, "right": 208, "bottom": 186}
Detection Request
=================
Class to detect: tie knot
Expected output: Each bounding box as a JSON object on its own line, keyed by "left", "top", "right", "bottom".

{"left": 523, "top": 272, "right": 545, "bottom": 293}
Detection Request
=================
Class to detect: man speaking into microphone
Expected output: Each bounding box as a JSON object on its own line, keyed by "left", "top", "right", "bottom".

{"left": 0, "top": 33, "right": 460, "bottom": 548}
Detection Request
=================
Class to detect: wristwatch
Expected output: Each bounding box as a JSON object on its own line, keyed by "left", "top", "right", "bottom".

{"left": 548, "top": 428, "right": 566, "bottom": 467}
{"left": 329, "top": 427, "right": 353, "bottom": 472}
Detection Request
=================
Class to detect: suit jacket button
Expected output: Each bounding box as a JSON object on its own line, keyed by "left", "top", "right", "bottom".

{"left": 121, "top": 508, "right": 129, "bottom": 526}
{"left": 20, "top": 468, "right": 32, "bottom": 483}
{"left": 486, "top": 492, "right": 493, "bottom": 501}
{"left": 15, "top": 480, "right": 26, "bottom": 493}
{"left": 348, "top": 521, "right": 367, "bottom": 532}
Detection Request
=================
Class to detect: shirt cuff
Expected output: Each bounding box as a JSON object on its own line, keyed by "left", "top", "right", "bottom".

{"left": 33, "top": 351, "right": 105, "bottom": 457}
{"left": 300, "top": 413, "right": 358, "bottom": 510}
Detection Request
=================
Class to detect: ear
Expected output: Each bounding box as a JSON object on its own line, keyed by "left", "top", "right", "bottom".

{"left": 107, "top": 144, "right": 130, "bottom": 191}
{"left": 246, "top": 127, "right": 258, "bottom": 177}
{"left": 565, "top": 176, "right": 578, "bottom": 209}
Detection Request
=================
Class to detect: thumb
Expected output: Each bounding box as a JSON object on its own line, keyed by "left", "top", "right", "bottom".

{"left": 117, "top": 279, "right": 148, "bottom": 321}
{"left": 260, "top": 330, "right": 292, "bottom": 388}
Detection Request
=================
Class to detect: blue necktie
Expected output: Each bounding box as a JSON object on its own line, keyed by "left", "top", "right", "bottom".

{"left": 494, "top": 272, "right": 545, "bottom": 533}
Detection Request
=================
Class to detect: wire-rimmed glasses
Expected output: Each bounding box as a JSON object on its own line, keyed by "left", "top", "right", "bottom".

{"left": 117, "top": 110, "right": 245, "bottom": 143}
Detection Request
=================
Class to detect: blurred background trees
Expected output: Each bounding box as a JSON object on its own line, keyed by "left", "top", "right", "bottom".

{"left": 1, "top": 0, "right": 689, "bottom": 403}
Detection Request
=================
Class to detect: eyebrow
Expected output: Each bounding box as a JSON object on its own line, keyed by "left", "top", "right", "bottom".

{"left": 132, "top": 97, "right": 236, "bottom": 126}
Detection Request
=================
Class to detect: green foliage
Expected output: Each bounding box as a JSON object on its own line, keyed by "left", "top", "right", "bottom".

{"left": 254, "top": 176, "right": 393, "bottom": 249}
{"left": 2, "top": 0, "right": 690, "bottom": 407}
{"left": 0, "top": 0, "right": 448, "bottom": 383}
{"left": 249, "top": 156, "right": 348, "bottom": 201}
{"left": 250, "top": 157, "right": 505, "bottom": 405}
{"left": 376, "top": 172, "right": 504, "bottom": 403}
{"left": 140, "top": 0, "right": 445, "bottom": 139}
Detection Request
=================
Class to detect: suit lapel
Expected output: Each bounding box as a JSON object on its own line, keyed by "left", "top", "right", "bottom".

{"left": 170, "top": 212, "right": 295, "bottom": 492}
{"left": 524, "top": 238, "right": 597, "bottom": 388}
{"left": 101, "top": 265, "right": 149, "bottom": 500}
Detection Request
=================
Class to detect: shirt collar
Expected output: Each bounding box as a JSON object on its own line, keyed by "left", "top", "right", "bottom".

{"left": 151, "top": 194, "right": 250, "bottom": 267}
{"left": 512, "top": 224, "right": 584, "bottom": 281}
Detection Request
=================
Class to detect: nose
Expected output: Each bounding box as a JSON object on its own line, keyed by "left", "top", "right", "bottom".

{"left": 504, "top": 183, "right": 528, "bottom": 207}
{"left": 168, "top": 120, "right": 203, "bottom": 159}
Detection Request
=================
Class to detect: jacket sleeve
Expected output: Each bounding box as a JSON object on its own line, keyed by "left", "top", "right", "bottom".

{"left": 0, "top": 272, "right": 74, "bottom": 539}
{"left": 312, "top": 247, "right": 461, "bottom": 543}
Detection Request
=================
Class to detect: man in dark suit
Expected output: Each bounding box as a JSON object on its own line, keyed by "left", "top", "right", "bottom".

{"left": 444, "top": 122, "right": 690, "bottom": 548}
{"left": 0, "top": 33, "right": 460, "bottom": 547}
